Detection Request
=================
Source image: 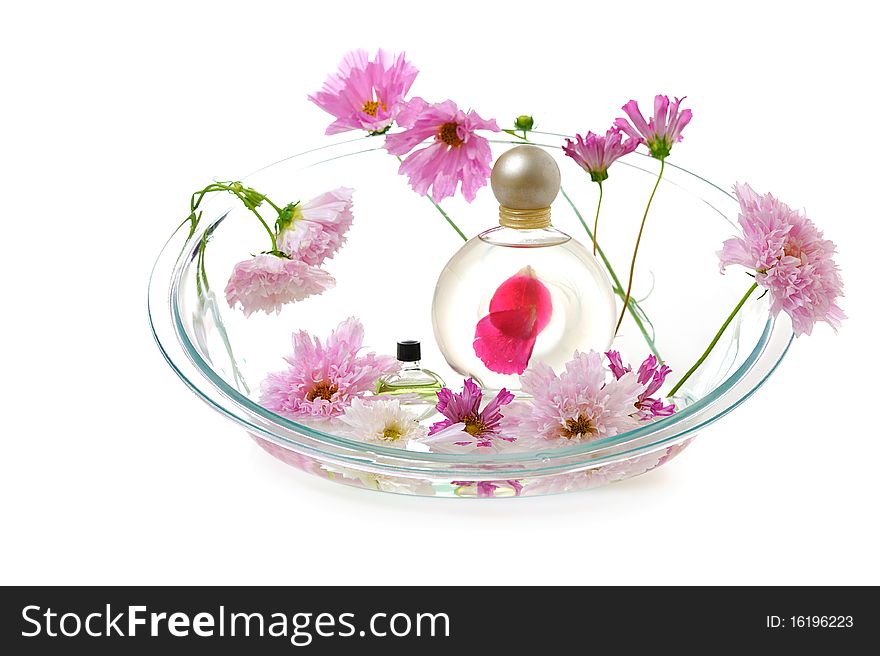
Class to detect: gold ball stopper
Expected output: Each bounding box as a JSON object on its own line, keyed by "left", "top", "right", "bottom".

{"left": 491, "top": 145, "right": 561, "bottom": 210}
{"left": 491, "top": 145, "right": 560, "bottom": 229}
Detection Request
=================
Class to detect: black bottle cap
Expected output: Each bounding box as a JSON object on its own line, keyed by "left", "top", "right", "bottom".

{"left": 396, "top": 340, "right": 421, "bottom": 362}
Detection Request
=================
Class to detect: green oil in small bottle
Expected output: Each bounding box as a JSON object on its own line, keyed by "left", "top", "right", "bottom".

{"left": 374, "top": 340, "right": 445, "bottom": 420}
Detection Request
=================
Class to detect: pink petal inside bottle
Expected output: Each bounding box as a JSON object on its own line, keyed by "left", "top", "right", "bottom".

{"left": 473, "top": 266, "right": 552, "bottom": 375}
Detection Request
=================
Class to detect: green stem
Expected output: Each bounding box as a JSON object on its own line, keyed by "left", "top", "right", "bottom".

{"left": 560, "top": 187, "right": 663, "bottom": 362}
{"left": 186, "top": 182, "right": 281, "bottom": 252}
{"left": 195, "top": 241, "right": 204, "bottom": 297}
{"left": 395, "top": 155, "right": 467, "bottom": 241}
{"left": 188, "top": 185, "right": 224, "bottom": 238}
{"left": 427, "top": 194, "right": 467, "bottom": 241}
{"left": 592, "top": 180, "right": 603, "bottom": 256}
{"left": 615, "top": 158, "right": 665, "bottom": 336}
{"left": 502, "top": 128, "right": 663, "bottom": 360}
{"left": 199, "top": 231, "right": 210, "bottom": 291}
{"left": 263, "top": 196, "right": 285, "bottom": 214}
{"left": 668, "top": 282, "right": 759, "bottom": 397}
{"left": 230, "top": 190, "right": 278, "bottom": 251}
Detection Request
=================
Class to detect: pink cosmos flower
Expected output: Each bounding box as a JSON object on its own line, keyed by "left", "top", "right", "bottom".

{"left": 562, "top": 128, "right": 639, "bottom": 182}
{"left": 473, "top": 266, "right": 553, "bottom": 375}
{"left": 614, "top": 95, "right": 692, "bottom": 160}
{"left": 606, "top": 351, "right": 676, "bottom": 419}
{"left": 308, "top": 49, "right": 418, "bottom": 135}
{"left": 422, "top": 378, "right": 515, "bottom": 452}
{"left": 224, "top": 255, "right": 334, "bottom": 317}
{"left": 718, "top": 183, "right": 845, "bottom": 336}
{"left": 278, "top": 187, "right": 354, "bottom": 266}
{"left": 384, "top": 98, "right": 500, "bottom": 202}
{"left": 260, "top": 317, "right": 397, "bottom": 419}
{"left": 519, "top": 351, "right": 643, "bottom": 442}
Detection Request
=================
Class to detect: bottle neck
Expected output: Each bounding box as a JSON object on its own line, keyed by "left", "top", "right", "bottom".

{"left": 498, "top": 205, "right": 552, "bottom": 229}
{"left": 400, "top": 360, "right": 421, "bottom": 370}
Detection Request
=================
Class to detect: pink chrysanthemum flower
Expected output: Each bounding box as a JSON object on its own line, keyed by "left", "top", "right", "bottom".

{"left": 260, "top": 317, "right": 397, "bottom": 419}
{"left": 606, "top": 351, "right": 676, "bottom": 420}
{"left": 278, "top": 187, "right": 354, "bottom": 266}
{"left": 519, "top": 351, "right": 643, "bottom": 442}
{"left": 718, "top": 183, "right": 845, "bottom": 336}
{"left": 562, "top": 128, "right": 639, "bottom": 182}
{"left": 224, "top": 255, "right": 334, "bottom": 317}
{"left": 384, "top": 98, "right": 500, "bottom": 202}
{"left": 308, "top": 49, "right": 418, "bottom": 135}
{"left": 614, "top": 95, "right": 692, "bottom": 160}
{"left": 421, "top": 379, "right": 515, "bottom": 452}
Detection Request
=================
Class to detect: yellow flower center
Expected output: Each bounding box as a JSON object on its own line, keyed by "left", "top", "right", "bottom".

{"left": 362, "top": 99, "right": 382, "bottom": 117}
{"left": 561, "top": 415, "right": 596, "bottom": 439}
{"left": 382, "top": 426, "right": 403, "bottom": 441}
{"left": 462, "top": 415, "right": 486, "bottom": 436}
{"left": 438, "top": 121, "right": 463, "bottom": 147}
{"left": 306, "top": 381, "right": 338, "bottom": 402}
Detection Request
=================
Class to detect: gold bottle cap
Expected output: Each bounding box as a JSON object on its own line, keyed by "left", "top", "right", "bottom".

{"left": 490, "top": 145, "right": 560, "bottom": 230}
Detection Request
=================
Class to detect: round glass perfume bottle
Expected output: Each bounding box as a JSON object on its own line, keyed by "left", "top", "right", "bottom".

{"left": 432, "top": 145, "right": 617, "bottom": 391}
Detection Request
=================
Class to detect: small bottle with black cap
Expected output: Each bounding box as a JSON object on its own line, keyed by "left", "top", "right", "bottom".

{"left": 375, "top": 340, "right": 445, "bottom": 420}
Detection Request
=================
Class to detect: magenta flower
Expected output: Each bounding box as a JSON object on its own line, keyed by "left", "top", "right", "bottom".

{"left": 224, "top": 255, "right": 334, "bottom": 317}
{"left": 718, "top": 183, "right": 845, "bottom": 336}
{"left": 563, "top": 128, "right": 639, "bottom": 182}
{"left": 473, "top": 266, "right": 552, "bottom": 375}
{"left": 422, "top": 379, "right": 515, "bottom": 452}
{"left": 606, "top": 351, "right": 676, "bottom": 419}
{"left": 260, "top": 317, "right": 397, "bottom": 419}
{"left": 384, "top": 98, "right": 500, "bottom": 202}
{"left": 614, "top": 95, "right": 692, "bottom": 160}
{"left": 308, "top": 49, "right": 418, "bottom": 135}
{"left": 278, "top": 187, "right": 354, "bottom": 266}
{"left": 519, "top": 351, "right": 643, "bottom": 442}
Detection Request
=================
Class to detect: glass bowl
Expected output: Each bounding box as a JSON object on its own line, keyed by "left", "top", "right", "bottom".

{"left": 149, "top": 131, "right": 793, "bottom": 497}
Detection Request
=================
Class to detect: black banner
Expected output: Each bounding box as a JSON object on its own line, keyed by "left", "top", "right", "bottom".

{"left": 1, "top": 586, "right": 874, "bottom": 653}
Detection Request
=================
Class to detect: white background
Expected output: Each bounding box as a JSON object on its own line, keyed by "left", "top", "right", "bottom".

{"left": 2, "top": 0, "right": 878, "bottom": 585}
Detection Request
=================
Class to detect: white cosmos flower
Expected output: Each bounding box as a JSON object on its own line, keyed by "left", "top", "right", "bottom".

{"left": 338, "top": 398, "right": 427, "bottom": 447}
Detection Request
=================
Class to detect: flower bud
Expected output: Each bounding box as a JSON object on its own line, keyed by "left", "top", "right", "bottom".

{"left": 514, "top": 115, "right": 535, "bottom": 132}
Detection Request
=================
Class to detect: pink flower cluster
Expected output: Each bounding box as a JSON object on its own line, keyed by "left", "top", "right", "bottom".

{"left": 224, "top": 256, "right": 334, "bottom": 317}
{"left": 385, "top": 98, "right": 500, "bottom": 202}
{"left": 278, "top": 187, "right": 355, "bottom": 266}
{"left": 606, "top": 351, "right": 676, "bottom": 419}
{"left": 718, "top": 183, "right": 845, "bottom": 336}
{"left": 423, "top": 378, "right": 515, "bottom": 452}
{"left": 225, "top": 187, "right": 354, "bottom": 316}
{"left": 615, "top": 95, "right": 692, "bottom": 160}
{"left": 261, "top": 317, "right": 397, "bottom": 419}
{"left": 308, "top": 49, "right": 418, "bottom": 135}
{"left": 563, "top": 129, "right": 639, "bottom": 182}
{"left": 310, "top": 49, "right": 500, "bottom": 206}
{"left": 519, "top": 350, "right": 675, "bottom": 443}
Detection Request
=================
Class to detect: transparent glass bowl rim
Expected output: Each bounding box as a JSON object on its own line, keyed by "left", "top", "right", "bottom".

{"left": 149, "top": 130, "right": 794, "bottom": 469}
